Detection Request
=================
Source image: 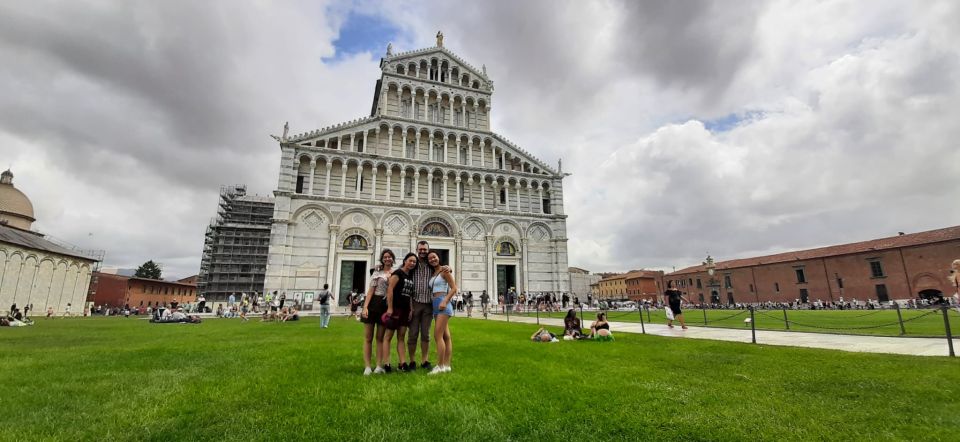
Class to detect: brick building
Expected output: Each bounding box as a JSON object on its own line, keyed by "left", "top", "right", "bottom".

{"left": 624, "top": 270, "right": 664, "bottom": 302}
{"left": 665, "top": 225, "right": 960, "bottom": 305}
{"left": 595, "top": 273, "right": 626, "bottom": 299}
{"left": 88, "top": 272, "right": 198, "bottom": 308}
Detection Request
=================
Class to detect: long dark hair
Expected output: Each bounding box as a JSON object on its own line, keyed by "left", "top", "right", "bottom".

{"left": 565, "top": 309, "right": 576, "bottom": 320}
{"left": 401, "top": 252, "right": 418, "bottom": 270}
{"left": 427, "top": 249, "right": 444, "bottom": 271}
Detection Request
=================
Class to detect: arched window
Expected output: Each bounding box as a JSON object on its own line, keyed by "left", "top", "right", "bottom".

{"left": 343, "top": 235, "right": 368, "bottom": 250}
{"left": 432, "top": 178, "right": 442, "bottom": 199}
{"left": 420, "top": 218, "right": 452, "bottom": 237}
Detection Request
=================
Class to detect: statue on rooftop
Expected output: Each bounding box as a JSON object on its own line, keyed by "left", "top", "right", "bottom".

{"left": 482, "top": 64, "right": 487, "bottom": 76}
{"left": 386, "top": 42, "right": 393, "bottom": 56}
{"left": 436, "top": 31, "right": 444, "bottom": 47}
{"left": 558, "top": 158, "right": 562, "bottom": 173}
{"left": 282, "top": 121, "right": 289, "bottom": 141}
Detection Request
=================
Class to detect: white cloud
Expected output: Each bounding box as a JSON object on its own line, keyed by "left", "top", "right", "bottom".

{"left": 2, "top": 0, "right": 958, "bottom": 279}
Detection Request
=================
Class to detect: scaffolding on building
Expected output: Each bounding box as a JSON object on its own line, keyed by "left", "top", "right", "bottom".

{"left": 197, "top": 185, "right": 275, "bottom": 302}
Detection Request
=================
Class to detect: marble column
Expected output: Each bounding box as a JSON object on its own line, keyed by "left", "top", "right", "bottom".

{"left": 340, "top": 165, "right": 347, "bottom": 197}
{"left": 413, "top": 174, "right": 420, "bottom": 204}
{"left": 355, "top": 165, "right": 363, "bottom": 195}
{"left": 537, "top": 188, "right": 543, "bottom": 213}
{"left": 521, "top": 238, "right": 530, "bottom": 294}
{"left": 326, "top": 225, "right": 340, "bottom": 301}
{"left": 399, "top": 171, "right": 406, "bottom": 202}
{"left": 374, "top": 129, "right": 380, "bottom": 155}
{"left": 370, "top": 167, "right": 378, "bottom": 201}
{"left": 427, "top": 176, "right": 433, "bottom": 205}
{"left": 515, "top": 185, "right": 521, "bottom": 212}
{"left": 415, "top": 131, "right": 420, "bottom": 160}
{"left": 385, "top": 170, "right": 392, "bottom": 202}
{"left": 307, "top": 159, "right": 316, "bottom": 195}
{"left": 480, "top": 182, "right": 486, "bottom": 210}
{"left": 402, "top": 132, "right": 408, "bottom": 158}
{"left": 324, "top": 163, "right": 332, "bottom": 197}
{"left": 443, "top": 137, "right": 448, "bottom": 163}
{"left": 503, "top": 183, "right": 509, "bottom": 210}
{"left": 388, "top": 129, "right": 394, "bottom": 157}
{"left": 442, "top": 177, "right": 448, "bottom": 207}
{"left": 455, "top": 177, "right": 462, "bottom": 208}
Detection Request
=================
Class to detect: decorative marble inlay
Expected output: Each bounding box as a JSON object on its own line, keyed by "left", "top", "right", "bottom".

{"left": 387, "top": 215, "right": 406, "bottom": 234}
{"left": 352, "top": 214, "right": 364, "bottom": 225}
{"left": 303, "top": 211, "right": 324, "bottom": 230}
{"left": 464, "top": 222, "right": 482, "bottom": 240}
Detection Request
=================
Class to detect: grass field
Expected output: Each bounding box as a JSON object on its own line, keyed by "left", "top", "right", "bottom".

{"left": 2, "top": 316, "right": 958, "bottom": 441}
{"left": 505, "top": 306, "right": 960, "bottom": 337}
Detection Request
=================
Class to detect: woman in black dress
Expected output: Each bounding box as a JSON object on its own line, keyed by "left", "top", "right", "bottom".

{"left": 664, "top": 281, "right": 691, "bottom": 329}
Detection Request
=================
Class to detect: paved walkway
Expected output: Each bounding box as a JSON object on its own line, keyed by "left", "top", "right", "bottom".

{"left": 479, "top": 314, "right": 957, "bottom": 358}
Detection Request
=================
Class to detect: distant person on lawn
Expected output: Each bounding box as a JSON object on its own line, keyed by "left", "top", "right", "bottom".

{"left": 563, "top": 309, "right": 582, "bottom": 339}
{"left": 588, "top": 312, "right": 612, "bottom": 340}
{"left": 531, "top": 327, "right": 558, "bottom": 342}
{"left": 663, "top": 281, "right": 690, "bottom": 330}
{"left": 317, "top": 284, "right": 333, "bottom": 328}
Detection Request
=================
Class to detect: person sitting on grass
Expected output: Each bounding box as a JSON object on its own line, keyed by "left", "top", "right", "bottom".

{"left": 563, "top": 309, "right": 582, "bottom": 339}
{"left": 587, "top": 312, "right": 613, "bottom": 340}
{"left": 531, "top": 327, "right": 558, "bottom": 343}
{"left": 282, "top": 307, "right": 300, "bottom": 322}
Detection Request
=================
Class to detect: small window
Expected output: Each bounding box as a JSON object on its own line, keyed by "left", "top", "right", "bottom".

{"left": 749, "top": 283, "right": 754, "bottom": 292}
{"left": 837, "top": 277, "right": 844, "bottom": 289}
{"left": 499, "top": 189, "right": 506, "bottom": 204}
{"left": 542, "top": 199, "right": 551, "bottom": 214}
{"left": 795, "top": 268, "right": 806, "bottom": 283}
{"left": 295, "top": 176, "right": 305, "bottom": 193}
{"left": 696, "top": 279, "right": 702, "bottom": 289}
{"left": 723, "top": 275, "right": 732, "bottom": 289}
{"left": 775, "top": 282, "right": 780, "bottom": 292}
{"left": 404, "top": 177, "right": 413, "bottom": 196}
{"left": 869, "top": 261, "right": 885, "bottom": 278}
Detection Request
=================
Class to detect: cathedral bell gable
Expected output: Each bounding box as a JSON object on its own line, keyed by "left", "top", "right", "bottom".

{"left": 379, "top": 45, "right": 493, "bottom": 92}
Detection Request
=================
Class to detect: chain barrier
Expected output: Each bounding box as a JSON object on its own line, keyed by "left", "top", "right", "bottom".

{"left": 752, "top": 308, "right": 941, "bottom": 331}
{"left": 704, "top": 309, "right": 750, "bottom": 322}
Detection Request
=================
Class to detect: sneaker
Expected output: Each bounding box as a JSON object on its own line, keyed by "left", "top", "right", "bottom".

{"left": 407, "top": 362, "right": 417, "bottom": 372}
{"left": 420, "top": 361, "right": 432, "bottom": 370}
{"left": 373, "top": 366, "right": 385, "bottom": 374}
{"left": 428, "top": 365, "right": 445, "bottom": 375}
{"left": 363, "top": 367, "right": 372, "bottom": 376}
{"left": 384, "top": 364, "right": 393, "bottom": 373}
{"left": 442, "top": 365, "right": 452, "bottom": 373}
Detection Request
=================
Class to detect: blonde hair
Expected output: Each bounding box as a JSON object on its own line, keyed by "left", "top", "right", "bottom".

{"left": 950, "top": 259, "right": 960, "bottom": 286}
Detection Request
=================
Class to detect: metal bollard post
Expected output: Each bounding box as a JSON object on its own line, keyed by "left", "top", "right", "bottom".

{"left": 506, "top": 303, "right": 510, "bottom": 322}
{"left": 536, "top": 306, "right": 540, "bottom": 325}
{"left": 895, "top": 302, "right": 906, "bottom": 336}
{"left": 702, "top": 304, "right": 708, "bottom": 325}
{"left": 646, "top": 305, "right": 651, "bottom": 322}
{"left": 942, "top": 305, "right": 955, "bottom": 357}
{"left": 579, "top": 303, "right": 584, "bottom": 325}
{"left": 638, "top": 305, "right": 646, "bottom": 334}
{"left": 782, "top": 307, "right": 790, "bottom": 330}
{"left": 749, "top": 306, "right": 757, "bottom": 344}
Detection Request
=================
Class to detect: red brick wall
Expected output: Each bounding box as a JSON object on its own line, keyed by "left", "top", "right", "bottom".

{"left": 87, "top": 272, "right": 129, "bottom": 307}
{"left": 666, "top": 240, "right": 960, "bottom": 303}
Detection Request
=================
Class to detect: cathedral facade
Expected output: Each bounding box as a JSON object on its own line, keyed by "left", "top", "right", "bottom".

{"left": 264, "top": 37, "right": 569, "bottom": 306}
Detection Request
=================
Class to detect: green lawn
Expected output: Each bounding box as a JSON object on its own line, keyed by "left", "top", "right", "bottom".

{"left": 2, "top": 317, "right": 958, "bottom": 441}
{"left": 508, "top": 307, "right": 960, "bottom": 337}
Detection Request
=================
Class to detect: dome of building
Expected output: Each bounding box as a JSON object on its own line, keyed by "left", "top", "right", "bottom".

{"left": 0, "top": 169, "right": 36, "bottom": 230}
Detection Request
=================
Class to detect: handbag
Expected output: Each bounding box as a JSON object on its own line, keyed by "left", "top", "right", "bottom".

{"left": 664, "top": 306, "right": 675, "bottom": 321}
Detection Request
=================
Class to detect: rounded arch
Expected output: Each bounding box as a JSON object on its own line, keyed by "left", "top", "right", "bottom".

{"left": 459, "top": 216, "right": 489, "bottom": 239}
{"left": 526, "top": 222, "right": 553, "bottom": 242}
{"left": 337, "top": 228, "right": 373, "bottom": 250}
{"left": 491, "top": 218, "right": 523, "bottom": 239}
{"left": 336, "top": 206, "right": 377, "bottom": 227}
{"left": 494, "top": 236, "right": 519, "bottom": 256}
{"left": 416, "top": 211, "right": 459, "bottom": 238}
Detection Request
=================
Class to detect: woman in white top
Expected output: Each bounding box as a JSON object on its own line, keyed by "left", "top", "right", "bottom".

{"left": 361, "top": 249, "right": 395, "bottom": 375}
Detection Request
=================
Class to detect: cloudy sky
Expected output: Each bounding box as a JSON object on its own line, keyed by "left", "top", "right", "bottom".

{"left": 2, "top": 0, "right": 958, "bottom": 279}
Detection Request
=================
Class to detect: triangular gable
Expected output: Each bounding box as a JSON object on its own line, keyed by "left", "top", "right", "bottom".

{"left": 382, "top": 46, "right": 490, "bottom": 84}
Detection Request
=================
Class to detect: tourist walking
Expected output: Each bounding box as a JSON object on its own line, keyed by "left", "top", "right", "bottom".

{"left": 427, "top": 250, "right": 458, "bottom": 374}
{"left": 663, "top": 281, "right": 690, "bottom": 329}
{"left": 465, "top": 291, "right": 474, "bottom": 318}
{"left": 384, "top": 252, "right": 418, "bottom": 373}
{"left": 480, "top": 290, "right": 490, "bottom": 318}
{"left": 361, "top": 250, "right": 394, "bottom": 375}
{"left": 318, "top": 284, "right": 333, "bottom": 328}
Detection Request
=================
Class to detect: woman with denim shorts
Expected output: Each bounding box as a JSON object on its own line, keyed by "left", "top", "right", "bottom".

{"left": 426, "top": 250, "right": 458, "bottom": 375}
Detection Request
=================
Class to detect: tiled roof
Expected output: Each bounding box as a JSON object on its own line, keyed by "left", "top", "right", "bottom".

{"left": 624, "top": 270, "right": 662, "bottom": 280}
{"left": 0, "top": 223, "right": 97, "bottom": 262}
{"left": 668, "top": 225, "right": 960, "bottom": 276}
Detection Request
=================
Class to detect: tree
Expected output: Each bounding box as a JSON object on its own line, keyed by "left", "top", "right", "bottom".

{"left": 134, "top": 260, "right": 163, "bottom": 280}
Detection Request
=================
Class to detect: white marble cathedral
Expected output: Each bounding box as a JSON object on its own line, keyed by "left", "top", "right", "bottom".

{"left": 264, "top": 34, "right": 569, "bottom": 306}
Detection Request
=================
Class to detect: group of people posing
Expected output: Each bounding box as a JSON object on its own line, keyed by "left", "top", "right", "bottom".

{"left": 359, "top": 240, "right": 458, "bottom": 376}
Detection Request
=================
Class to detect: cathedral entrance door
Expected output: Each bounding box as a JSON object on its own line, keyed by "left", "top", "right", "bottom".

{"left": 496, "top": 265, "right": 516, "bottom": 299}
{"left": 338, "top": 261, "right": 367, "bottom": 307}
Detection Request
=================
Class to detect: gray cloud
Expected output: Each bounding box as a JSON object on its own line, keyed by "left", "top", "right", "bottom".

{"left": 2, "top": 0, "right": 957, "bottom": 280}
